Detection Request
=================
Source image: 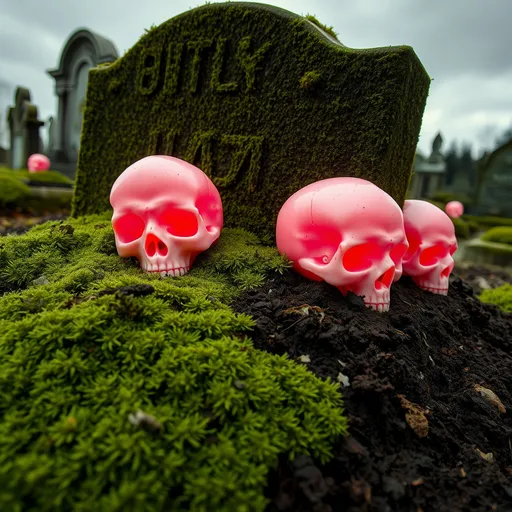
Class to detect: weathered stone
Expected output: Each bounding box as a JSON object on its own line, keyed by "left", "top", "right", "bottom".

{"left": 475, "top": 138, "right": 512, "bottom": 217}
{"left": 6, "top": 87, "right": 44, "bottom": 170}
{"left": 47, "top": 28, "right": 119, "bottom": 178}
{"left": 73, "top": 2, "right": 430, "bottom": 242}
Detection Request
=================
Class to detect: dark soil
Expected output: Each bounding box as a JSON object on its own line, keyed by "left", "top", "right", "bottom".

{"left": 234, "top": 271, "right": 512, "bottom": 512}
{"left": 455, "top": 263, "right": 512, "bottom": 295}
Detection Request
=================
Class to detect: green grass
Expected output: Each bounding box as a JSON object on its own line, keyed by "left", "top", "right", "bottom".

{"left": 0, "top": 166, "right": 74, "bottom": 186}
{"left": 480, "top": 284, "right": 512, "bottom": 313}
{"left": 430, "top": 190, "right": 473, "bottom": 207}
{"left": 0, "top": 174, "right": 31, "bottom": 207}
{"left": 464, "top": 214, "right": 512, "bottom": 229}
{"left": 0, "top": 167, "right": 74, "bottom": 213}
{"left": 463, "top": 239, "right": 512, "bottom": 267}
{"left": 0, "top": 213, "right": 348, "bottom": 511}
{"left": 481, "top": 227, "right": 512, "bottom": 245}
{"left": 452, "top": 217, "right": 470, "bottom": 239}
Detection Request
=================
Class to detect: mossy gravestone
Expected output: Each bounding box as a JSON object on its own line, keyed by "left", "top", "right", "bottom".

{"left": 73, "top": 2, "right": 430, "bottom": 242}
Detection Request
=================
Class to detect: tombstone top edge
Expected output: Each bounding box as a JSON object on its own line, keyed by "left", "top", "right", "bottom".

{"left": 87, "top": 1, "right": 425, "bottom": 77}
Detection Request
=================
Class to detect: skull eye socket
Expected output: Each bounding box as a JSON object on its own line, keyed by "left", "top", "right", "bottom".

{"left": 390, "top": 243, "right": 408, "bottom": 265}
{"left": 113, "top": 213, "right": 145, "bottom": 243}
{"left": 419, "top": 244, "right": 448, "bottom": 266}
{"left": 343, "top": 242, "right": 384, "bottom": 272}
{"left": 403, "top": 233, "right": 421, "bottom": 262}
{"left": 161, "top": 207, "right": 199, "bottom": 237}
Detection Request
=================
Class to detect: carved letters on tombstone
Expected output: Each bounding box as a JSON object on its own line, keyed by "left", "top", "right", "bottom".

{"left": 73, "top": 2, "right": 430, "bottom": 242}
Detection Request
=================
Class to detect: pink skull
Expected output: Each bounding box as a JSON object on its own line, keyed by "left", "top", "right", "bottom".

{"left": 276, "top": 177, "right": 409, "bottom": 312}
{"left": 445, "top": 200, "right": 464, "bottom": 218}
{"left": 110, "top": 156, "right": 223, "bottom": 276}
{"left": 27, "top": 153, "right": 50, "bottom": 173}
{"left": 402, "top": 200, "right": 458, "bottom": 295}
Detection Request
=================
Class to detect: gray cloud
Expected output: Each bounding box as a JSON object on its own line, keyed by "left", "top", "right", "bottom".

{"left": 0, "top": 0, "right": 511, "bottom": 156}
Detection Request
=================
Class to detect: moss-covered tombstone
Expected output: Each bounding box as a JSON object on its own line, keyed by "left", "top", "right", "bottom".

{"left": 73, "top": 2, "right": 430, "bottom": 242}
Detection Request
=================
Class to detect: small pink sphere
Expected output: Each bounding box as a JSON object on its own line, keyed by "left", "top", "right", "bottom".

{"left": 445, "top": 201, "right": 464, "bottom": 219}
{"left": 27, "top": 153, "right": 51, "bottom": 173}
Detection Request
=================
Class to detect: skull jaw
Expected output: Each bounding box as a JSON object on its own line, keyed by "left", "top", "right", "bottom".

{"left": 139, "top": 254, "right": 195, "bottom": 277}
{"left": 298, "top": 257, "right": 392, "bottom": 313}
{"left": 142, "top": 264, "right": 191, "bottom": 277}
{"left": 338, "top": 285, "right": 391, "bottom": 312}
{"left": 408, "top": 260, "right": 454, "bottom": 295}
{"left": 413, "top": 276, "right": 449, "bottom": 295}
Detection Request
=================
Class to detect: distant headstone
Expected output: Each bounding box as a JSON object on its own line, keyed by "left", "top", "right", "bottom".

{"left": 475, "top": 138, "right": 512, "bottom": 217}
{"left": 47, "top": 28, "right": 119, "bottom": 178}
{"left": 6, "top": 87, "right": 44, "bottom": 169}
{"left": 46, "top": 116, "right": 56, "bottom": 153}
{"left": 409, "top": 132, "right": 446, "bottom": 199}
{"left": 0, "top": 146, "right": 7, "bottom": 165}
{"left": 73, "top": 2, "right": 430, "bottom": 242}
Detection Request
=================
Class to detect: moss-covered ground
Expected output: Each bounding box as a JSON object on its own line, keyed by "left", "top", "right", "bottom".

{"left": 0, "top": 167, "right": 74, "bottom": 187}
{"left": 480, "top": 283, "right": 512, "bottom": 313}
{"left": 0, "top": 213, "right": 347, "bottom": 512}
{"left": 481, "top": 226, "right": 512, "bottom": 245}
{"left": 0, "top": 167, "right": 74, "bottom": 214}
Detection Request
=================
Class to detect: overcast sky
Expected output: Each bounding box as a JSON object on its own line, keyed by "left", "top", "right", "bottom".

{"left": 1, "top": 0, "right": 511, "bottom": 157}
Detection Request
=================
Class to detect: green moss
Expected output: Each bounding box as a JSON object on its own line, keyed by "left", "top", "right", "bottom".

{"left": 0, "top": 166, "right": 74, "bottom": 186}
{"left": 452, "top": 217, "right": 470, "bottom": 239}
{"left": 304, "top": 14, "right": 339, "bottom": 40}
{"left": 479, "top": 284, "right": 512, "bottom": 312}
{"left": 73, "top": 2, "right": 429, "bottom": 243}
{"left": 0, "top": 213, "right": 346, "bottom": 510}
{"left": 299, "top": 70, "right": 321, "bottom": 90}
{"left": 430, "top": 190, "right": 473, "bottom": 206}
{"left": 464, "top": 214, "right": 512, "bottom": 229}
{"left": 0, "top": 167, "right": 73, "bottom": 213}
{"left": 481, "top": 226, "right": 512, "bottom": 245}
{"left": 0, "top": 175, "right": 31, "bottom": 207}
{"left": 463, "top": 239, "right": 512, "bottom": 267}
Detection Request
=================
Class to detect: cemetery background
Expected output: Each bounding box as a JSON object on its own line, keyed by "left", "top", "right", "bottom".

{"left": 0, "top": 2, "right": 511, "bottom": 511}
{"left": 2, "top": 12, "right": 512, "bottom": 259}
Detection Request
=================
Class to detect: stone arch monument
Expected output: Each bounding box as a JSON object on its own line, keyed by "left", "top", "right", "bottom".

{"left": 47, "top": 28, "right": 119, "bottom": 177}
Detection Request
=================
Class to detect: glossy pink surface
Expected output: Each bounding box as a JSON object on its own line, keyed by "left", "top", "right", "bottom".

{"left": 110, "top": 156, "right": 223, "bottom": 276}
{"left": 445, "top": 200, "right": 464, "bottom": 218}
{"left": 402, "top": 200, "right": 458, "bottom": 295}
{"left": 27, "top": 153, "right": 50, "bottom": 173}
{"left": 276, "top": 177, "right": 408, "bottom": 312}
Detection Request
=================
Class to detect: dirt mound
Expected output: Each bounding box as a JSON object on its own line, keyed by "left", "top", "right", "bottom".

{"left": 234, "top": 271, "right": 512, "bottom": 512}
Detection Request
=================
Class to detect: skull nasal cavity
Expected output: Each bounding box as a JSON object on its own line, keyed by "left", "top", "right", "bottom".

{"left": 145, "top": 233, "right": 168, "bottom": 257}
{"left": 375, "top": 267, "right": 395, "bottom": 289}
{"left": 441, "top": 264, "right": 453, "bottom": 278}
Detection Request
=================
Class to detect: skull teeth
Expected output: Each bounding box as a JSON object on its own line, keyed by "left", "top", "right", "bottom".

{"left": 142, "top": 267, "right": 190, "bottom": 277}
{"left": 366, "top": 302, "right": 390, "bottom": 313}
{"left": 420, "top": 285, "right": 448, "bottom": 295}
{"left": 160, "top": 267, "right": 190, "bottom": 277}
